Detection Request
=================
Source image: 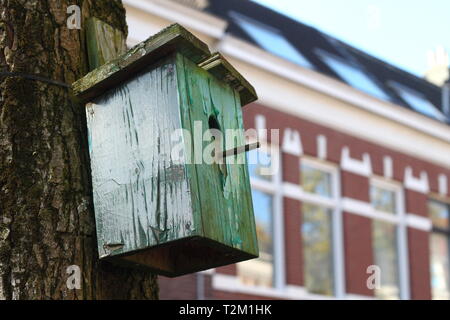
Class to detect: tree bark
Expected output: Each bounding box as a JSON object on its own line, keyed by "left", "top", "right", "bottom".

{"left": 0, "top": 0, "right": 158, "bottom": 299}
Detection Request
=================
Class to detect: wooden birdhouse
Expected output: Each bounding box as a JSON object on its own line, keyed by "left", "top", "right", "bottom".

{"left": 72, "top": 24, "right": 259, "bottom": 276}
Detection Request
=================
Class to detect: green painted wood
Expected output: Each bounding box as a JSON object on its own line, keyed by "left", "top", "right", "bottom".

{"left": 87, "top": 56, "right": 199, "bottom": 275}
{"left": 176, "top": 53, "right": 258, "bottom": 258}
{"left": 74, "top": 24, "right": 259, "bottom": 276}
{"left": 86, "top": 17, "right": 127, "bottom": 71}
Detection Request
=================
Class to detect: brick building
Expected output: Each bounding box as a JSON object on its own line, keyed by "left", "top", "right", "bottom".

{"left": 123, "top": 0, "right": 450, "bottom": 300}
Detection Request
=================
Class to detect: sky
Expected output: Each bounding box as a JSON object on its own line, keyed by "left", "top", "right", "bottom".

{"left": 251, "top": 0, "right": 450, "bottom": 77}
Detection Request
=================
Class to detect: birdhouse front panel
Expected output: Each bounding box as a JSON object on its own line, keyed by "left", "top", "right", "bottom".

{"left": 73, "top": 24, "right": 259, "bottom": 276}
{"left": 175, "top": 53, "right": 258, "bottom": 257}
{"left": 86, "top": 57, "right": 202, "bottom": 273}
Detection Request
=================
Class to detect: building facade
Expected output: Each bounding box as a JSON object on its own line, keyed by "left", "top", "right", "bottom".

{"left": 123, "top": 0, "right": 450, "bottom": 300}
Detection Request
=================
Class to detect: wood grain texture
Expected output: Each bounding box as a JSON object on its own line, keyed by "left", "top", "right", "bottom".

{"left": 88, "top": 56, "right": 195, "bottom": 259}
{"left": 198, "top": 53, "right": 258, "bottom": 106}
{"left": 78, "top": 24, "right": 259, "bottom": 277}
{"left": 73, "top": 23, "right": 211, "bottom": 103}
{"left": 87, "top": 54, "right": 258, "bottom": 276}
{"left": 176, "top": 53, "right": 258, "bottom": 257}
{"left": 86, "top": 17, "right": 127, "bottom": 70}
{"left": 0, "top": 0, "right": 158, "bottom": 300}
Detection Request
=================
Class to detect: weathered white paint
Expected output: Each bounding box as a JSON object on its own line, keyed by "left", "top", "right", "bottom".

{"left": 87, "top": 60, "right": 196, "bottom": 258}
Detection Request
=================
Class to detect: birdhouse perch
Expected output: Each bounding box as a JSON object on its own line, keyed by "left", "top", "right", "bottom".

{"left": 72, "top": 24, "right": 259, "bottom": 277}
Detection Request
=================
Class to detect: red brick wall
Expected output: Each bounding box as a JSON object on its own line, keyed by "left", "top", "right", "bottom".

{"left": 405, "top": 189, "right": 428, "bottom": 217}
{"left": 159, "top": 274, "right": 198, "bottom": 300}
{"left": 284, "top": 197, "right": 303, "bottom": 286}
{"left": 242, "top": 103, "right": 450, "bottom": 188}
{"left": 408, "top": 228, "right": 431, "bottom": 300}
{"left": 341, "top": 171, "right": 370, "bottom": 202}
{"left": 159, "top": 103, "right": 448, "bottom": 300}
{"left": 343, "top": 213, "right": 374, "bottom": 296}
{"left": 283, "top": 152, "right": 300, "bottom": 184}
{"left": 216, "top": 265, "right": 236, "bottom": 275}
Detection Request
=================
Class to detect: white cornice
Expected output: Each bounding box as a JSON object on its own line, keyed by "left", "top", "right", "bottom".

{"left": 123, "top": 0, "right": 228, "bottom": 38}
{"left": 216, "top": 35, "right": 450, "bottom": 169}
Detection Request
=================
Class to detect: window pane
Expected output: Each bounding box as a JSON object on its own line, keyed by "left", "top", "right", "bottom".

{"left": 318, "top": 52, "right": 390, "bottom": 101}
{"left": 230, "top": 11, "right": 313, "bottom": 68}
{"left": 372, "top": 221, "right": 400, "bottom": 299}
{"left": 247, "top": 149, "right": 272, "bottom": 181}
{"left": 302, "top": 203, "right": 334, "bottom": 296}
{"left": 301, "top": 163, "right": 333, "bottom": 198}
{"left": 430, "top": 233, "right": 450, "bottom": 300}
{"left": 237, "top": 190, "right": 273, "bottom": 287}
{"left": 390, "top": 82, "right": 446, "bottom": 121}
{"left": 428, "top": 200, "right": 449, "bottom": 230}
{"left": 371, "top": 186, "right": 396, "bottom": 214}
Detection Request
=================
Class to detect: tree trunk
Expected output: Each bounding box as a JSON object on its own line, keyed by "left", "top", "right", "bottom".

{"left": 0, "top": 0, "right": 158, "bottom": 299}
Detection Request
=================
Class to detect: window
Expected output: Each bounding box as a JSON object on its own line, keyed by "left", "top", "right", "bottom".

{"left": 301, "top": 163, "right": 333, "bottom": 198}
{"left": 237, "top": 146, "right": 279, "bottom": 288}
{"left": 247, "top": 148, "right": 273, "bottom": 182}
{"left": 370, "top": 182, "right": 402, "bottom": 300}
{"left": 317, "top": 51, "right": 391, "bottom": 101}
{"left": 372, "top": 220, "right": 400, "bottom": 299}
{"left": 371, "top": 185, "right": 396, "bottom": 214}
{"left": 300, "top": 159, "right": 338, "bottom": 296}
{"left": 389, "top": 82, "right": 447, "bottom": 122}
{"left": 230, "top": 11, "right": 313, "bottom": 68}
{"left": 237, "top": 189, "right": 274, "bottom": 287}
{"left": 428, "top": 200, "right": 450, "bottom": 300}
{"left": 302, "top": 203, "right": 334, "bottom": 295}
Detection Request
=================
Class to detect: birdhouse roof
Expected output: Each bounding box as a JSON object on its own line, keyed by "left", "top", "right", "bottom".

{"left": 72, "top": 23, "right": 257, "bottom": 106}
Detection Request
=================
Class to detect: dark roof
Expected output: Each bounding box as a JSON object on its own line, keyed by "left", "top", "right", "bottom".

{"left": 204, "top": 0, "right": 449, "bottom": 124}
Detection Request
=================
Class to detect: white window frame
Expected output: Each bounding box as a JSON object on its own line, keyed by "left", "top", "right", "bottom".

{"left": 300, "top": 156, "right": 346, "bottom": 299}
{"left": 370, "top": 176, "right": 410, "bottom": 300}
{"left": 237, "top": 141, "right": 285, "bottom": 290}
{"left": 428, "top": 197, "right": 450, "bottom": 300}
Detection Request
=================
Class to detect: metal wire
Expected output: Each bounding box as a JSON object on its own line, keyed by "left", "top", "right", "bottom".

{"left": 0, "top": 71, "right": 71, "bottom": 88}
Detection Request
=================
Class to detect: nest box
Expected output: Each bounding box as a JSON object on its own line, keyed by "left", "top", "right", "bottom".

{"left": 73, "top": 24, "right": 259, "bottom": 276}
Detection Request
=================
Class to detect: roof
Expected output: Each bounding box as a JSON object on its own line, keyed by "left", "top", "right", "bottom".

{"left": 73, "top": 24, "right": 257, "bottom": 106}
{"left": 204, "top": 0, "right": 449, "bottom": 124}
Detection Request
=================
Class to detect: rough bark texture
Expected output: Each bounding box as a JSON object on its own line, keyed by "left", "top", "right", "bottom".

{"left": 0, "top": 0, "right": 158, "bottom": 299}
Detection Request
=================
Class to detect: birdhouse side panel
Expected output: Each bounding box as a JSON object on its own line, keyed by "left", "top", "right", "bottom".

{"left": 175, "top": 54, "right": 258, "bottom": 257}
{"left": 87, "top": 57, "right": 197, "bottom": 259}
